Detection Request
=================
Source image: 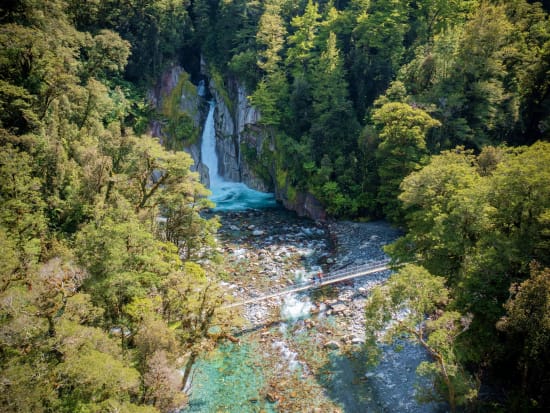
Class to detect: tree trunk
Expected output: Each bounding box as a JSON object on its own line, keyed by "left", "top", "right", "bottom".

{"left": 181, "top": 350, "right": 198, "bottom": 392}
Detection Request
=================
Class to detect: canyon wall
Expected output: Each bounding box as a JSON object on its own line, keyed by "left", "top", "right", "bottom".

{"left": 150, "top": 65, "right": 326, "bottom": 220}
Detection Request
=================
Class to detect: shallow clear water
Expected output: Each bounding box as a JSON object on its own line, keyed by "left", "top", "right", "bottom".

{"left": 182, "top": 209, "right": 444, "bottom": 412}
{"left": 280, "top": 294, "right": 312, "bottom": 320}
{"left": 184, "top": 342, "right": 277, "bottom": 413}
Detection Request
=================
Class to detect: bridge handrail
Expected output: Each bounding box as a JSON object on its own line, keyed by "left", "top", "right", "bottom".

{"left": 222, "top": 260, "right": 393, "bottom": 309}
{"left": 273, "top": 258, "right": 391, "bottom": 296}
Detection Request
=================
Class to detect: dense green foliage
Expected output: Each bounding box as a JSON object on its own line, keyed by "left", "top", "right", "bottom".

{"left": 370, "top": 143, "right": 550, "bottom": 410}
{"left": 192, "top": 5, "right": 550, "bottom": 405}
{"left": 0, "top": 1, "right": 236, "bottom": 412}
{"left": 195, "top": 0, "right": 549, "bottom": 220}
{"left": 365, "top": 264, "right": 478, "bottom": 412}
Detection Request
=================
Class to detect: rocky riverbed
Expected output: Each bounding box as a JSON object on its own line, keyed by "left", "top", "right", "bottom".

{"left": 186, "top": 208, "right": 443, "bottom": 413}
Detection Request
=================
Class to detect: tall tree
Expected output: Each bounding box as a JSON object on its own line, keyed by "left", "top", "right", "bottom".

{"left": 364, "top": 264, "right": 478, "bottom": 412}
{"left": 286, "top": 0, "right": 322, "bottom": 77}
{"left": 256, "top": 0, "right": 287, "bottom": 74}
{"left": 372, "top": 101, "right": 440, "bottom": 223}
{"left": 497, "top": 265, "right": 550, "bottom": 409}
{"left": 350, "top": 0, "right": 409, "bottom": 116}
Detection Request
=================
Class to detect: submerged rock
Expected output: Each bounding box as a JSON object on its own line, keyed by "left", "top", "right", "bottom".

{"left": 324, "top": 340, "right": 341, "bottom": 350}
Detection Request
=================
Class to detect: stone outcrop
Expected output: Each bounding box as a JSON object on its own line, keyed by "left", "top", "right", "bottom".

{"left": 150, "top": 63, "right": 327, "bottom": 220}
{"left": 207, "top": 76, "right": 263, "bottom": 184}
{"left": 147, "top": 65, "right": 204, "bottom": 174}
{"left": 281, "top": 191, "right": 327, "bottom": 222}
{"left": 205, "top": 75, "right": 327, "bottom": 219}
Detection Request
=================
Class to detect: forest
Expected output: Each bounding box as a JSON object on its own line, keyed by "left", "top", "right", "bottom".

{"left": 0, "top": 0, "right": 549, "bottom": 412}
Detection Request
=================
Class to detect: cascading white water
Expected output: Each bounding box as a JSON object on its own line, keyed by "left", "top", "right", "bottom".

{"left": 200, "top": 101, "right": 277, "bottom": 211}
{"left": 201, "top": 101, "right": 220, "bottom": 186}
{"left": 197, "top": 79, "right": 206, "bottom": 97}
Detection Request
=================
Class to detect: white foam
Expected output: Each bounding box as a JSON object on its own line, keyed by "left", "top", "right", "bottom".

{"left": 280, "top": 295, "right": 312, "bottom": 320}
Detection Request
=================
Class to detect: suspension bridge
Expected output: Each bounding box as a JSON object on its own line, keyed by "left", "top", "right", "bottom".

{"left": 223, "top": 259, "right": 392, "bottom": 309}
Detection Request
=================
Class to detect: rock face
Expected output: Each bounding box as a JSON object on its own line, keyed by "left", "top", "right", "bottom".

{"left": 281, "top": 191, "right": 327, "bottom": 221}
{"left": 205, "top": 75, "right": 327, "bottom": 219}
{"left": 208, "top": 75, "right": 263, "bottom": 185}
{"left": 147, "top": 65, "right": 203, "bottom": 174}
{"left": 150, "top": 64, "right": 327, "bottom": 220}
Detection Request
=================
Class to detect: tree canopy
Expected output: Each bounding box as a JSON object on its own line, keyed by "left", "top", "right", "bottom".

{"left": 0, "top": 2, "right": 231, "bottom": 412}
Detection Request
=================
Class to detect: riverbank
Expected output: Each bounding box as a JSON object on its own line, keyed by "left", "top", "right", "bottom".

{"left": 185, "top": 208, "right": 440, "bottom": 412}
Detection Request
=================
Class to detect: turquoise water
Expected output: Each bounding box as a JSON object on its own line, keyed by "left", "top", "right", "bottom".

{"left": 184, "top": 342, "right": 277, "bottom": 413}
{"left": 200, "top": 100, "right": 277, "bottom": 212}
{"left": 210, "top": 182, "right": 278, "bottom": 212}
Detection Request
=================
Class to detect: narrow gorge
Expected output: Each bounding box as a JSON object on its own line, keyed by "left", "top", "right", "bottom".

{"left": 170, "top": 77, "right": 443, "bottom": 412}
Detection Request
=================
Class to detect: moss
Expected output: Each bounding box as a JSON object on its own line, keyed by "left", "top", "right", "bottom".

{"left": 275, "top": 167, "right": 287, "bottom": 190}
{"left": 287, "top": 182, "right": 297, "bottom": 203}
{"left": 161, "top": 72, "right": 200, "bottom": 149}
{"left": 240, "top": 135, "right": 273, "bottom": 186}
{"left": 209, "top": 67, "right": 234, "bottom": 113}
{"left": 240, "top": 140, "right": 257, "bottom": 165}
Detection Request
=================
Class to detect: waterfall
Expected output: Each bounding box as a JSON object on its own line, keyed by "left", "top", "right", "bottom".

{"left": 200, "top": 101, "right": 277, "bottom": 211}
{"left": 200, "top": 101, "right": 220, "bottom": 186}
{"left": 197, "top": 80, "right": 206, "bottom": 97}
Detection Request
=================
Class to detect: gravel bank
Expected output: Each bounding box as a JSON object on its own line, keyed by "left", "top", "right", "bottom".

{"left": 191, "top": 209, "right": 442, "bottom": 412}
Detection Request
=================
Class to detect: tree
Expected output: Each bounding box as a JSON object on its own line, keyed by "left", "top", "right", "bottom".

{"left": 297, "top": 31, "right": 361, "bottom": 215}
{"left": 286, "top": 0, "right": 322, "bottom": 77}
{"left": 0, "top": 145, "right": 46, "bottom": 271}
{"left": 372, "top": 101, "right": 440, "bottom": 223}
{"left": 408, "top": 0, "right": 474, "bottom": 45}
{"left": 364, "top": 264, "right": 478, "bottom": 412}
{"left": 250, "top": 70, "right": 289, "bottom": 127}
{"left": 350, "top": 0, "right": 409, "bottom": 115}
{"left": 160, "top": 262, "right": 241, "bottom": 390}
{"left": 453, "top": 3, "right": 515, "bottom": 146}
{"left": 161, "top": 192, "right": 218, "bottom": 260}
{"left": 497, "top": 265, "right": 550, "bottom": 409}
{"left": 310, "top": 31, "right": 358, "bottom": 159}
{"left": 81, "top": 29, "right": 131, "bottom": 80}
{"left": 142, "top": 350, "right": 186, "bottom": 412}
{"left": 54, "top": 336, "right": 142, "bottom": 411}
{"left": 386, "top": 148, "right": 484, "bottom": 278}
{"left": 256, "top": 0, "right": 287, "bottom": 74}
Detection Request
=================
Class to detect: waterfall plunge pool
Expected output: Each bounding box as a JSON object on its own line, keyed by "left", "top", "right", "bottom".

{"left": 200, "top": 100, "right": 277, "bottom": 212}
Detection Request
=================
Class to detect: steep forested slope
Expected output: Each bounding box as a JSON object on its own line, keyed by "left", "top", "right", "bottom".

{"left": 192, "top": 0, "right": 549, "bottom": 218}
{"left": 0, "top": 2, "right": 232, "bottom": 412}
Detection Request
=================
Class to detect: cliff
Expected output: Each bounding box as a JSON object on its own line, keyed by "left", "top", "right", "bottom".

{"left": 150, "top": 65, "right": 327, "bottom": 220}
{"left": 147, "top": 65, "right": 205, "bottom": 180}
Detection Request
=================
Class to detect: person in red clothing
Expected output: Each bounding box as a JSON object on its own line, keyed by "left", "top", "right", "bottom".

{"left": 317, "top": 271, "right": 323, "bottom": 283}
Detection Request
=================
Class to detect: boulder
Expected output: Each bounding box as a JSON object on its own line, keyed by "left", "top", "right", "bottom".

{"left": 351, "top": 337, "right": 365, "bottom": 345}
{"left": 324, "top": 340, "right": 341, "bottom": 350}
{"left": 331, "top": 304, "right": 348, "bottom": 314}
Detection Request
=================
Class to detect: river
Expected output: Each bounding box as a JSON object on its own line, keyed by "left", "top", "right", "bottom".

{"left": 182, "top": 101, "right": 443, "bottom": 412}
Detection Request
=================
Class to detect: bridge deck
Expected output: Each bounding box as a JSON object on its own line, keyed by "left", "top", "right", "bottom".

{"left": 223, "top": 260, "right": 391, "bottom": 308}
